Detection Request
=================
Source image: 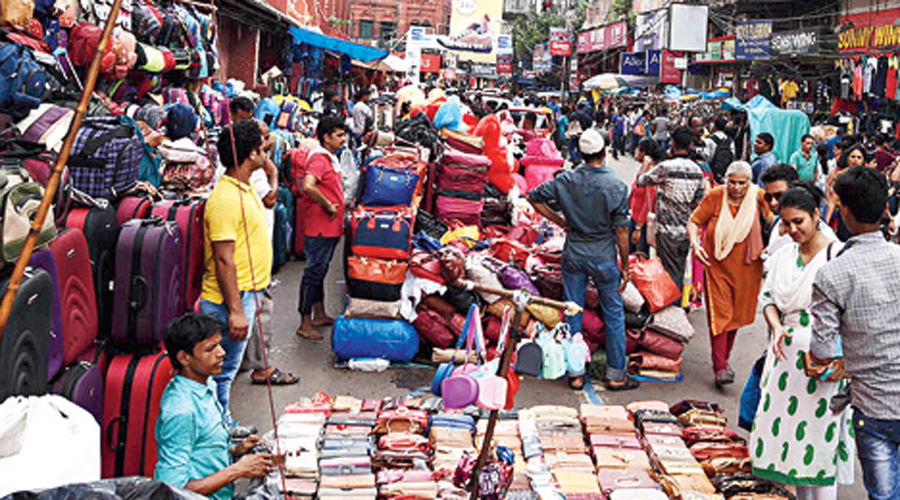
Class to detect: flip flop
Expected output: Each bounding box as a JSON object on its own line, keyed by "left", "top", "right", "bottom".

{"left": 568, "top": 376, "right": 585, "bottom": 390}
{"left": 251, "top": 367, "right": 299, "bottom": 385}
{"left": 603, "top": 377, "right": 640, "bottom": 392}
{"left": 296, "top": 326, "right": 324, "bottom": 340}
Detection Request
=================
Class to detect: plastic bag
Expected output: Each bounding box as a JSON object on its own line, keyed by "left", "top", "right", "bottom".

{"left": 340, "top": 148, "right": 359, "bottom": 207}
{"left": 0, "top": 395, "right": 100, "bottom": 497}
{"left": 433, "top": 96, "right": 464, "bottom": 131}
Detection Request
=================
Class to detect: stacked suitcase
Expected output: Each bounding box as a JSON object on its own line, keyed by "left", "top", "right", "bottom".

{"left": 433, "top": 149, "right": 491, "bottom": 227}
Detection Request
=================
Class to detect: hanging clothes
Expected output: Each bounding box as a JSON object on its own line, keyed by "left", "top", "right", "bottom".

{"left": 886, "top": 55, "right": 898, "bottom": 100}
{"left": 864, "top": 55, "right": 877, "bottom": 95}
{"left": 873, "top": 55, "right": 889, "bottom": 97}
{"left": 853, "top": 60, "right": 864, "bottom": 100}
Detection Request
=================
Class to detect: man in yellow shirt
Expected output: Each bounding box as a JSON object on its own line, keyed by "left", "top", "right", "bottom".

{"left": 199, "top": 120, "right": 272, "bottom": 425}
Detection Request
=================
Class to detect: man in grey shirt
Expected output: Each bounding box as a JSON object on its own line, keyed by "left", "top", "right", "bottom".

{"left": 809, "top": 167, "right": 900, "bottom": 500}
{"left": 529, "top": 129, "right": 637, "bottom": 392}
{"left": 651, "top": 108, "right": 670, "bottom": 152}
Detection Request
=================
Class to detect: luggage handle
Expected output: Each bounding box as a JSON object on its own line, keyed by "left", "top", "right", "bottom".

{"left": 130, "top": 275, "right": 148, "bottom": 311}
{"left": 106, "top": 415, "right": 126, "bottom": 451}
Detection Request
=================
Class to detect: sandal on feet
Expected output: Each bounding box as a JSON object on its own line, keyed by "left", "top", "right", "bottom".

{"left": 603, "top": 377, "right": 640, "bottom": 391}
{"left": 296, "top": 326, "right": 324, "bottom": 340}
{"left": 251, "top": 367, "right": 299, "bottom": 385}
{"left": 311, "top": 316, "right": 334, "bottom": 327}
{"left": 568, "top": 376, "right": 585, "bottom": 390}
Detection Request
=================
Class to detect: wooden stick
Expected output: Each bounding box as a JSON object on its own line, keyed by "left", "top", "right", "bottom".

{"left": 454, "top": 279, "right": 583, "bottom": 315}
{"left": 172, "top": 0, "right": 217, "bottom": 10}
{"left": 0, "top": 0, "right": 124, "bottom": 338}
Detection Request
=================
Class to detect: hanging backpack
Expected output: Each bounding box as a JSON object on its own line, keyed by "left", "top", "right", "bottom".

{"left": 0, "top": 41, "right": 46, "bottom": 118}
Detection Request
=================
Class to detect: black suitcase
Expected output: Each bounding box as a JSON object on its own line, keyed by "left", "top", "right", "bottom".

{"left": 0, "top": 268, "right": 53, "bottom": 401}
{"left": 62, "top": 205, "right": 119, "bottom": 337}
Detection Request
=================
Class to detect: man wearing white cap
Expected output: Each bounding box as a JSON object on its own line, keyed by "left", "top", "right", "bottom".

{"left": 528, "top": 129, "right": 638, "bottom": 392}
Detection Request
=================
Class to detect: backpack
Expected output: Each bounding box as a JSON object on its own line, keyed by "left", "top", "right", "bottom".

{"left": 0, "top": 42, "right": 46, "bottom": 118}
{"left": 283, "top": 146, "right": 311, "bottom": 196}
{"left": 254, "top": 97, "right": 280, "bottom": 128}
{"left": 0, "top": 167, "right": 56, "bottom": 262}
{"left": 709, "top": 133, "right": 734, "bottom": 183}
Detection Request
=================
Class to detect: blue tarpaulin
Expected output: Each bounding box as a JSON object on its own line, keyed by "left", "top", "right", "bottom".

{"left": 732, "top": 96, "right": 810, "bottom": 164}
{"left": 289, "top": 27, "right": 387, "bottom": 63}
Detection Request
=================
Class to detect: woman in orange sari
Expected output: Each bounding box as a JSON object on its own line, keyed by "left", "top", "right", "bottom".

{"left": 687, "top": 161, "right": 773, "bottom": 387}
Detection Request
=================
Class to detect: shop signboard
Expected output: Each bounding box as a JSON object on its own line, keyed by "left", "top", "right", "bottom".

{"left": 770, "top": 29, "right": 819, "bottom": 57}
{"left": 549, "top": 27, "right": 572, "bottom": 56}
{"left": 621, "top": 52, "right": 646, "bottom": 75}
{"left": 839, "top": 7, "right": 900, "bottom": 52}
{"left": 646, "top": 49, "right": 661, "bottom": 74}
{"left": 735, "top": 20, "right": 772, "bottom": 60}
{"left": 442, "top": 0, "right": 504, "bottom": 62}
{"left": 533, "top": 42, "right": 552, "bottom": 73}
{"left": 471, "top": 62, "right": 498, "bottom": 78}
{"left": 695, "top": 37, "right": 735, "bottom": 63}
{"left": 576, "top": 21, "right": 627, "bottom": 54}
{"left": 634, "top": 9, "right": 667, "bottom": 52}
{"left": 497, "top": 54, "right": 512, "bottom": 74}
{"left": 660, "top": 49, "right": 682, "bottom": 84}
{"left": 421, "top": 53, "right": 441, "bottom": 73}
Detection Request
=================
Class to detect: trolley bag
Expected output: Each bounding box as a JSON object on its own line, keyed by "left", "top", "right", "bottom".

{"left": 272, "top": 200, "right": 290, "bottom": 272}
{"left": 27, "top": 249, "right": 63, "bottom": 380}
{"left": 102, "top": 351, "right": 175, "bottom": 478}
{"left": 111, "top": 218, "right": 183, "bottom": 349}
{"left": 115, "top": 193, "right": 153, "bottom": 225}
{"left": 61, "top": 205, "right": 119, "bottom": 338}
{"left": 346, "top": 256, "right": 407, "bottom": 302}
{"left": 47, "top": 228, "right": 98, "bottom": 365}
{"left": 52, "top": 361, "right": 103, "bottom": 424}
{"left": 277, "top": 185, "right": 295, "bottom": 255}
{"left": 350, "top": 207, "right": 413, "bottom": 260}
{"left": 331, "top": 316, "right": 419, "bottom": 362}
{"left": 68, "top": 116, "right": 143, "bottom": 200}
{"left": 0, "top": 268, "right": 52, "bottom": 401}
{"left": 150, "top": 198, "right": 204, "bottom": 311}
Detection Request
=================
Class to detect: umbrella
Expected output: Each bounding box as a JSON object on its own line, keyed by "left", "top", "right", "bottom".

{"left": 582, "top": 73, "right": 629, "bottom": 90}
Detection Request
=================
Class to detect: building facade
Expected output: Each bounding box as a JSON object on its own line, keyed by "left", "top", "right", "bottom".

{"left": 348, "top": 0, "right": 451, "bottom": 45}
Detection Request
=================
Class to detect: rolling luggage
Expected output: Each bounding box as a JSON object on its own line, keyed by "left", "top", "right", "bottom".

{"left": 27, "top": 248, "right": 63, "bottom": 380}
{"left": 273, "top": 200, "right": 290, "bottom": 272}
{"left": 102, "top": 351, "right": 175, "bottom": 478}
{"left": 150, "top": 198, "right": 204, "bottom": 311}
{"left": 278, "top": 185, "right": 295, "bottom": 256}
{"left": 115, "top": 193, "right": 153, "bottom": 226}
{"left": 52, "top": 361, "right": 103, "bottom": 424}
{"left": 61, "top": 205, "right": 119, "bottom": 337}
{"left": 0, "top": 269, "right": 52, "bottom": 401}
{"left": 111, "top": 218, "right": 183, "bottom": 349}
{"left": 48, "top": 228, "right": 98, "bottom": 365}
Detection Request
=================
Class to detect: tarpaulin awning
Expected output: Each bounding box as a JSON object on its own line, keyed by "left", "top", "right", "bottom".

{"left": 727, "top": 96, "right": 810, "bottom": 164}
{"left": 289, "top": 26, "right": 388, "bottom": 63}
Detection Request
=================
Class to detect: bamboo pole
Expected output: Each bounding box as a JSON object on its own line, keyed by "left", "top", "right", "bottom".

{"left": 0, "top": 0, "right": 124, "bottom": 337}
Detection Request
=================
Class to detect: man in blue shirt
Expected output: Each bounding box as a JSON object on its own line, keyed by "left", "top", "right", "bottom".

{"left": 751, "top": 133, "right": 778, "bottom": 186}
{"left": 156, "top": 314, "right": 273, "bottom": 500}
{"left": 528, "top": 129, "right": 638, "bottom": 392}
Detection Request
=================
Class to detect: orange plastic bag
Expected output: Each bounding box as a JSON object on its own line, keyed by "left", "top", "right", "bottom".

{"left": 629, "top": 255, "right": 681, "bottom": 312}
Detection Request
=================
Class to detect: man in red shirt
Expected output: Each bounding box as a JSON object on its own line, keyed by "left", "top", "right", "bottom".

{"left": 296, "top": 116, "right": 347, "bottom": 340}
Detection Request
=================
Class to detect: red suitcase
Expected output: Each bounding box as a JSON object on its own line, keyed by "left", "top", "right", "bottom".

{"left": 49, "top": 228, "right": 98, "bottom": 365}
{"left": 150, "top": 198, "right": 205, "bottom": 311}
{"left": 102, "top": 351, "right": 175, "bottom": 478}
{"left": 115, "top": 193, "right": 153, "bottom": 226}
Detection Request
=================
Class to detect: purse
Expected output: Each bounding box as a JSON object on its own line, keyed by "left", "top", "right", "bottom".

{"left": 345, "top": 297, "right": 401, "bottom": 319}
{"left": 361, "top": 162, "right": 421, "bottom": 207}
{"left": 373, "top": 407, "right": 428, "bottom": 435}
{"left": 621, "top": 280, "right": 646, "bottom": 313}
{"left": 442, "top": 311, "right": 481, "bottom": 409}
{"left": 629, "top": 254, "right": 681, "bottom": 312}
{"left": 491, "top": 238, "right": 532, "bottom": 267}
{"left": 596, "top": 469, "right": 658, "bottom": 495}
{"left": 633, "top": 329, "right": 686, "bottom": 360}
{"left": 346, "top": 256, "right": 407, "bottom": 301}
{"left": 679, "top": 408, "right": 729, "bottom": 427}
{"left": 498, "top": 264, "right": 540, "bottom": 296}
{"left": 437, "top": 246, "right": 466, "bottom": 284}
{"left": 592, "top": 448, "right": 652, "bottom": 471}
{"left": 413, "top": 308, "right": 455, "bottom": 348}
{"left": 648, "top": 305, "right": 695, "bottom": 343}
{"left": 515, "top": 341, "right": 543, "bottom": 377}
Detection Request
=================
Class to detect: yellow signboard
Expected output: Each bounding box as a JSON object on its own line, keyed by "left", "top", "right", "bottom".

{"left": 443, "top": 0, "right": 504, "bottom": 63}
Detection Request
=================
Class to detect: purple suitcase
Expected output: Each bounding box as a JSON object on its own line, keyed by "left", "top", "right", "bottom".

{"left": 52, "top": 361, "right": 103, "bottom": 424}
{"left": 111, "top": 218, "right": 183, "bottom": 349}
{"left": 28, "top": 249, "right": 64, "bottom": 381}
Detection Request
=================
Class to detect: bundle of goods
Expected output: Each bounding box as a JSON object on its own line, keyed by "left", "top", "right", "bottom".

{"left": 318, "top": 396, "right": 378, "bottom": 500}
{"left": 519, "top": 405, "right": 600, "bottom": 496}
{"left": 372, "top": 406, "right": 437, "bottom": 498}
{"left": 275, "top": 406, "right": 327, "bottom": 498}
{"left": 434, "top": 149, "right": 491, "bottom": 227}
{"left": 520, "top": 138, "right": 564, "bottom": 193}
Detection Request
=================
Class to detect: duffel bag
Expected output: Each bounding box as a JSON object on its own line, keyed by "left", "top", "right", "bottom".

{"left": 440, "top": 150, "right": 491, "bottom": 170}
{"left": 439, "top": 128, "right": 484, "bottom": 154}
{"left": 413, "top": 307, "right": 455, "bottom": 348}
{"left": 68, "top": 116, "right": 142, "bottom": 199}
{"left": 633, "top": 328, "right": 686, "bottom": 360}
{"left": 362, "top": 163, "right": 421, "bottom": 207}
{"left": 331, "top": 315, "right": 419, "bottom": 362}
{"left": 438, "top": 164, "right": 488, "bottom": 192}
{"left": 351, "top": 207, "right": 413, "bottom": 260}
{"left": 435, "top": 196, "right": 483, "bottom": 226}
{"left": 346, "top": 256, "right": 407, "bottom": 301}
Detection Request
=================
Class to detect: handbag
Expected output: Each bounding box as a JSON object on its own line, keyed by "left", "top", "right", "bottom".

{"left": 498, "top": 264, "right": 540, "bottom": 296}
{"left": 648, "top": 305, "right": 695, "bottom": 343}
{"left": 437, "top": 246, "right": 466, "bottom": 284}
{"left": 442, "top": 310, "right": 481, "bottom": 409}
{"left": 374, "top": 407, "right": 428, "bottom": 434}
{"left": 346, "top": 256, "right": 407, "bottom": 301}
{"left": 536, "top": 324, "right": 566, "bottom": 380}
{"left": 350, "top": 206, "right": 413, "bottom": 260}
{"left": 410, "top": 250, "right": 444, "bottom": 284}
{"left": 621, "top": 281, "right": 646, "bottom": 313}
{"left": 515, "top": 341, "right": 543, "bottom": 377}
{"left": 633, "top": 329, "right": 686, "bottom": 360}
{"left": 345, "top": 297, "right": 401, "bottom": 319}
{"left": 361, "top": 162, "right": 421, "bottom": 207}
{"left": 491, "top": 238, "right": 531, "bottom": 267}
{"left": 629, "top": 254, "right": 681, "bottom": 312}
{"left": 413, "top": 308, "right": 455, "bottom": 348}
{"left": 629, "top": 351, "right": 683, "bottom": 373}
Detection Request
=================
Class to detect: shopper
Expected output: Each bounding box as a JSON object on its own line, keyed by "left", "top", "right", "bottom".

{"left": 611, "top": 108, "right": 625, "bottom": 160}
{"left": 636, "top": 126, "right": 706, "bottom": 290}
{"left": 704, "top": 115, "right": 735, "bottom": 184}
{"left": 630, "top": 137, "right": 664, "bottom": 253}
{"left": 789, "top": 134, "right": 819, "bottom": 182}
{"left": 200, "top": 120, "right": 271, "bottom": 425}
{"left": 750, "top": 183, "right": 852, "bottom": 500}
{"left": 825, "top": 144, "right": 867, "bottom": 241}
{"left": 650, "top": 107, "right": 670, "bottom": 153}
{"left": 528, "top": 129, "right": 637, "bottom": 392}
{"left": 350, "top": 88, "right": 373, "bottom": 145}
{"left": 296, "top": 116, "right": 347, "bottom": 340}
{"left": 687, "top": 161, "right": 772, "bottom": 386}
{"left": 156, "top": 314, "right": 273, "bottom": 500}
{"left": 809, "top": 167, "right": 900, "bottom": 500}
{"left": 229, "top": 96, "right": 254, "bottom": 123}
{"left": 751, "top": 133, "right": 778, "bottom": 186}
{"left": 873, "top": 133, "right": 895, "bottom": 174}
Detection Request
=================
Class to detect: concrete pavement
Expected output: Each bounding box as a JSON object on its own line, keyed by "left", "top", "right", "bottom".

{"left": 231, "top": 154, "right": 865, "bottom": 498}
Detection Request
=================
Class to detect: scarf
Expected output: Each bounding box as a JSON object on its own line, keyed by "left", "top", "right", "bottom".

{"left": 714, "top": 185, "right": 759, "bottom": 261}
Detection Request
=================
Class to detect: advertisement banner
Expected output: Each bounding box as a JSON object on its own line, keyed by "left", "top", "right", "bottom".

{"left": 838, "top": 7, "right": 900, "bottom": 52}
{"left": 621, "top": 52, "right": 646, "bottom": 75}
{"left": 440, "top": 0, "right": 503, "bottom": 62}
{"left": 421, "top": 53, "right": 441, "bottom": 73}
{"left": 533, "top": 42, "right": 552, "bottom": 73}
{"left": 549, "top": 27, "right": 572, "bottom": 56}
{"left": 735, "top": 20, "right": 772, "bottom": 60}
{"left": 497, "top": 54, "right": 512, "bottom": 74}
{"left": 660, "top": 49, "right": 682, "bottom": 84}
{"left": 695, "top": 37, "right": 735, "bottom": 63}
{"left": 770, "top": 29, "right": 819, "bottom": 57}
{"left": 646, "top": 49, "right": 661, "bottom": 75}
{"left": 577, "top": 21, "right": 627, "bottom": 54}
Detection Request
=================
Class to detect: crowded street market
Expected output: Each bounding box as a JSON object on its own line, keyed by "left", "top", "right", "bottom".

{"left": 0, "top": 0, "right": 898, "bottom": 499}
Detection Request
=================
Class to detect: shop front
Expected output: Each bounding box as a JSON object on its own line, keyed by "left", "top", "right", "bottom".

{"left": 576, "top": 21, "right": 628, "bottom": 85}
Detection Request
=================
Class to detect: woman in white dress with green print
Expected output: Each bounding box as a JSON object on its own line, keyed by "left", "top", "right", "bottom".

{"left": 750, "top": 182, "right": 854, "bottom": 500}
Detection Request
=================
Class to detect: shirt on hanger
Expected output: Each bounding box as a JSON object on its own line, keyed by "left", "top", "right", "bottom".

{"left": 780, "top": 80, "right": 800, "bottom": 104}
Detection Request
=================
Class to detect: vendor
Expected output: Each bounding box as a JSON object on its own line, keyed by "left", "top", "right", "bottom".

{"left": 155, "top": 313, "right": 273, "bottom": 500}
{"left": 527, "top": 129, "right": 638, "bottom": 392}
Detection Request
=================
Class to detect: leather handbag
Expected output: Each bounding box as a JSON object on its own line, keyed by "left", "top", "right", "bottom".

{"left": 373, "top": 407, "right": 428, "bottom": 434}
{"left": 491, "top": 238, "right": 531, "bottom": 267}
{"left": 410, "top": 248, "right": 443, "bottom": 284}
{"left": 660, "top": 472, "right": 717, "bottom": 496}
{"left": 679, "top": 408, "right": 728, "bottom": 427}
{"left": 629, "top": 351, "right": 683, "bottom": 373}
{"left": 437, "top": 246, "right": 466, "bottom": 284}
{"left": 532, "top": 264, "right": 563, "bottom": 300}
{"left": 379, "top": 433, "right": 430, "bottom": 453}
{"left": 441, "top": 150, "right": 491, "bottom": 169}
{"left": 498, "top": 264, "right": 540, "bottom": 296}
{"left": 633, "top": 329, "right": 686, "bottom": 360}
{"left": 362, "top": 163, "right": 422, "bottom": 207}
{"left": 690, "top": 441, "right": 750, "bottom": 461}
{"left": 621, "top": 280, "right": 646, "bottom": 313}
{"left": 626, "top": 400, "right": 672, "bottom": 415}
{"left": 701, "top": 456, "right": 751, "bottom": 476}
{"left": 682, "top": 425, "right": 741, "bottom": 446}
{"left": 346, "top": 256, "right": 407, "bottom": 301}
{"left": 596, "top": 469, "right": 658, "bottom": 495}
{"left": 350, "top": 206, "right": 413, "bottom": 260}
{"left": 648, "top": 305, "right": 695, "bottom": 343}
{"left": 345, "top": 297, "right": 401, "bottom": 319}
{"left": 640, "top": 422, "right": 683, "bottom": 437}
{"left": 413, "top": 307, "right": 455, "bottom": 348}
{"left": 629, "top": 254, "right": 681, "bottom": 312}
{"left": 670, "top": 399, "right": 725, "bottom": 416}
{"left": 593, "top": 447, "right": 652, "bottom": 471}
{"left": 590, "top": 433, "right": 641, "bottom": 449}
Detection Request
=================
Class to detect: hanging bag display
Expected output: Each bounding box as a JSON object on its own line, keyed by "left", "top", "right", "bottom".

{"left": 441, "top": 306, "right": 481, "bottom": 409}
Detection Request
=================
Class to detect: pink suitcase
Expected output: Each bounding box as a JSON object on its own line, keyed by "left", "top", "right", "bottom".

{"left": 115, "top": 193, "right": 153, "bottom": 226}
